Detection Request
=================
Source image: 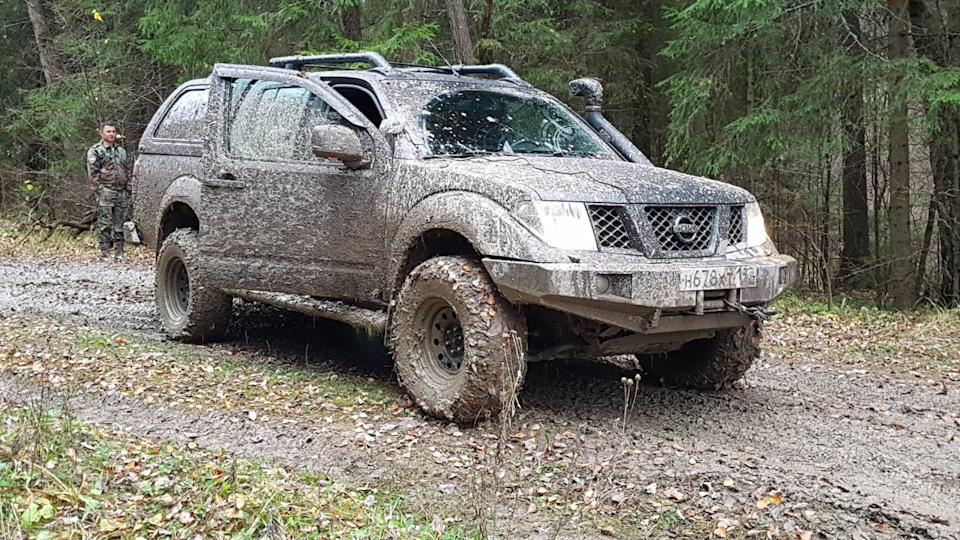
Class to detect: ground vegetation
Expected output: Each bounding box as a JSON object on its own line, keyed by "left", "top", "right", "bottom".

{"left": 0, "top": 237, "right": 957, "bottom": 537}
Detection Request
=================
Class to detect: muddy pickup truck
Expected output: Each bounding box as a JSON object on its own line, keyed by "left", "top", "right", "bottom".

{"left": 132, "top": 52, "right": 796, "bottom": 421}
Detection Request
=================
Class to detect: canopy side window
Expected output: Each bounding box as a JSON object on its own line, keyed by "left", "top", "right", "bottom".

{"left": 154, "top": 88, "right": 209, "bottom": 141}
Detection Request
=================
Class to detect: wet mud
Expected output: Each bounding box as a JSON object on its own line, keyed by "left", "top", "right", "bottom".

{"left": 1, "top": 257, "right": 958, "bottom": 539}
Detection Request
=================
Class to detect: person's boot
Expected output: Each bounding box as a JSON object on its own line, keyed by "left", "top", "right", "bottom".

{"left": 114, "top": 241, "right": 125, "bottom": 262}
{"left": 100, "top": 245, "right": 112, "bottom": 262}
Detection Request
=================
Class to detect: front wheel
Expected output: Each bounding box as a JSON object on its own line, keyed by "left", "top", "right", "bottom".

{"left": 155, "top": 229, "right": 232, "bottom": 343}
{"left": 637, "top": 321, "right": 761, "bottom": 389}
{"left": 389, "top": 256, "right": 527, "bottom": 422}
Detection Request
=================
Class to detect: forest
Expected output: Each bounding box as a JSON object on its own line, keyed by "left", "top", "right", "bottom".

{"left": 1, "top": 0, "right": 959, "bottom": 309}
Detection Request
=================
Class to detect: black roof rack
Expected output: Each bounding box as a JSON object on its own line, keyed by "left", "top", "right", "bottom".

{"left": 268, "top": 51, "right": 528, "bottom": 85}
{"left": 268, "top": 52, "right": 392, "bottom": 71}
{"left": 394, "top": 63, "right": 520, "bottom": 80}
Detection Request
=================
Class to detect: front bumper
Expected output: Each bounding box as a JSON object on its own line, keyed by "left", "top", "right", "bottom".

{"left": 483, "top": 254, "right": 797, "bottom": 333}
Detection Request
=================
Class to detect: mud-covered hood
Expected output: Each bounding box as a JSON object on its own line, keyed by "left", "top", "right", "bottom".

{"left": 416, "top": 155, "right": 753, "bottom": 205}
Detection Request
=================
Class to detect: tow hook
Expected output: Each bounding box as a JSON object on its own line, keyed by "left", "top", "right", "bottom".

{"left": 724, "top": 300, "right": 776, "bottom": 322}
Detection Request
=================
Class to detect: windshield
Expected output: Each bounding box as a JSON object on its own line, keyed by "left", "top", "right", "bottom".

{"left": 419, "top": 90, "right": 615, "bottom": 158}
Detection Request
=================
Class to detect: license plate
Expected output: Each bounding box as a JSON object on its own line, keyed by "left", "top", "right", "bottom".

{"left": 679, "top": 266, "right": 758, "bottom": 291}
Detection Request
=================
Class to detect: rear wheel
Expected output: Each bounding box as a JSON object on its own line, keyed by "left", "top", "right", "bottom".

{"left": 637, "top": 322, "right": 760, "bottom": 389}
{"left": 155, "top": 229, "right": 231, "bottom": 343}
{"left": 389, "top": 256, "right": 526, "bottom": 422}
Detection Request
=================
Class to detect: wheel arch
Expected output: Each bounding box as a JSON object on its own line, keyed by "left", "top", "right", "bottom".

{"left": 390, "top": 228, "right": 480, "bottom": 303}
{"left": 385, "top": 191, "right": 564, "bottom": 303}
{"left": 159, "top": 202, "right": 199, "bottom": 248}
{"left": 156, "top": 176, "right": 202, "bottom": 250}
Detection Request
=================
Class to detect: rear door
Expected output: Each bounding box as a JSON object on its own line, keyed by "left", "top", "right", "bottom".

{"left": 200, "top": 65, "right": 391, "bottom": 302}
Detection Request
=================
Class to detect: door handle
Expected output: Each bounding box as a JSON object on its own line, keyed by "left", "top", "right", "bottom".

{"left": 207, "top": 170, "right": 246, "bottom": 189}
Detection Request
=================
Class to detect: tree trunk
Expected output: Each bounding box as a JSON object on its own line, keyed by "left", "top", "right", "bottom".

{"left": 24, "top": 0, "right": 60, "bottom": 84}
{"left": 838, "top": 10, "right": 871, "bottom": 286}
{"left": 478, "top": 0, "right": 494, "bottom": 64}
{"left": 887, "top": 0, "right": 916, "bottom": 309}
{"left": 446, "top": 0, "right": 474, "bottom": 64}
{"left": 915, "top": 195, "right": 937, "bottom": 295}
{"left": 404, "top": 0, "right": 426, "bottom": 63}
{"left": 909, "top": 0, "right": 960, "bottom": 306}
{"left": 872, "top": 117, "right": 884, "bottom": 304}
{"left": 933, "top": 111, "right": 960, "bottom": 305}
{"left": 339, "top": 1, "right": 363, "bottom": 42}
{"left": 821, "top": 163, "right": 832, "bottom": 292}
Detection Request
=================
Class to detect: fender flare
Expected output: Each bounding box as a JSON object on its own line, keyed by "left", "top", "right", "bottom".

{"left": 155, "top": 176, "right": 202, "bottom": 247}
{"left": 385, "top": 191, "right": 565, "bottom": 298}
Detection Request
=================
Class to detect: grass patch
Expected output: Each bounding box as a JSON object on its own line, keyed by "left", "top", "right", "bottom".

{"left": 0, "top": 219, "right": 96, "bottom": 259}
{"left": 0, "top": 218, "right": 152, "bottom": 262}
{"left": 0, "top": 403, "right": 478, "bottom": 539}
{"left": 767, "top": 292, "right": 960, "bottom": 376}
{"left": 1, "top": 319, "right": 405, "bottom": 424}
{"left": 775, "top": 290, "right": 908, "bottom": 321}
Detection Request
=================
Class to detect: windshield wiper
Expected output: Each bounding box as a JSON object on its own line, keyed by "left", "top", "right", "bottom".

{"left": 425, "top": 150, "right": 500, "bottom": 159}
{"left": 511, "top": 149, "right": 606, "bottom": 158}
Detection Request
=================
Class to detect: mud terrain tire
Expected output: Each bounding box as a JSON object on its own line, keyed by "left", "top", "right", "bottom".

{"left": 156, "top": 229, "right": 231, "bottom": 343}
{"left": 390, "top": 256, "right": 526, "bottom": 422}
{"left": 638, "top": 322, "right": 760, "bottom": 389}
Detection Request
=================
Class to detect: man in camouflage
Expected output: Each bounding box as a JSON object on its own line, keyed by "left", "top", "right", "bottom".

{"left": 87, "top": 121, "right": 132, "bottom": 262}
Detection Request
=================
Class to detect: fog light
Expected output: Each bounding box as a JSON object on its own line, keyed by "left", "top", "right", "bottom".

{"left": 779, "top": 266, "right": 788, "bottom": 285}
{"left": 596, "top": 275, "right": 610, "bottom": 295}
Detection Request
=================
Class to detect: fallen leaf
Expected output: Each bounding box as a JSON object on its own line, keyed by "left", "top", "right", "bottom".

{"left": 757, "top": 493, "right": 783, "bottom": 510}
{"left": 664, "top": 487, "right": 685, "bottom": 501}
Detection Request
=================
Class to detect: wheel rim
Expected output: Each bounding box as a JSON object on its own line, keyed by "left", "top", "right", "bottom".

{"left": 422, "top": 301, "right": 464, "bottom": 375}
{"left": 164, "top": 256, "right": 190, "bottom": 321}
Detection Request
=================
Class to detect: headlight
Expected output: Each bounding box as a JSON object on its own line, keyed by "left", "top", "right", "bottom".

{"left": 515, "top": 201, "right": 598, "bottom": 251}
{"left": 745, "top": 201, "right": 768, "bottom": 248}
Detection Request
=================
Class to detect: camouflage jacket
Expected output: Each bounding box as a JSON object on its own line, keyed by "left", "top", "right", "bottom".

{"left": 87, "top": 141, "right": 131, "bottom": 186}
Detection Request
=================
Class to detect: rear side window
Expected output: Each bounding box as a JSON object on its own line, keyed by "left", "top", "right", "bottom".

{"left": 154, "top": 89, "right": 208, "bottom": 141}
{"left": 228, "top": 79, "right": 344, "bottom": 161}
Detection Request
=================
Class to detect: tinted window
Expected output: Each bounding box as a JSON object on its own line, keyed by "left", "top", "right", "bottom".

{"left": 154, "top": 89, "right": 208, "bottom": 140}
{"left": 229, "top": 79, "right": 344, "bottom": 161}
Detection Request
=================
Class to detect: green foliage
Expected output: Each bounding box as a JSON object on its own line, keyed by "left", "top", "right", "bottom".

{"left": 0, "top": 405, "right": 481, "bottom": 538}
{"left": 0, "top": 1, "right": 34, "bottom": 168}
{"left": 138, "top": 0, "right": 341, "bottom": 77}
{"left": 3, "top": 0, "right": 156, "bottom": 173}
{"left": 661, "top": 0, "right": 960, "bottom": 174}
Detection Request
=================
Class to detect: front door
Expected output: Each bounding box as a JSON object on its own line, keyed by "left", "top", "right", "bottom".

{"left": 200, "top": 66, "right": 390, "bottom": 302}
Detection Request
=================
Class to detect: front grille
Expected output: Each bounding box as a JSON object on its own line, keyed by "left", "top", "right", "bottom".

{"left": 728, "top": 205, "right": 745, "bottom": 244}
{"left": 588, "top": 205, "right": 632, "bottom": 249}
{"left": 644, "top": 206, "right": 716, "bottom": 252}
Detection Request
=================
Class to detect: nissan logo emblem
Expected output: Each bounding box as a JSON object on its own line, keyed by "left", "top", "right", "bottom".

{"left": 672, "top": 215, "right": 697, "bottom": 244}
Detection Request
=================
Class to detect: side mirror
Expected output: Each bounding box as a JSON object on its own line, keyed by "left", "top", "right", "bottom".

{"left": 379, "top": 116, "right": 406, "bottom": 136}
{"left": 311, "top": 125, "right": 367, "bottom": 169}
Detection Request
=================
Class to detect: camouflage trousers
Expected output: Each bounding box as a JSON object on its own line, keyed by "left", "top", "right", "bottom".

{"left": 96, "top": 185, "right": 131, "bottom": 249}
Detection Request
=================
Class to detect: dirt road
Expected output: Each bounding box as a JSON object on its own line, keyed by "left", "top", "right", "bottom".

{"left": 1, "top": 256, "right": 958, "bottom": 539}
